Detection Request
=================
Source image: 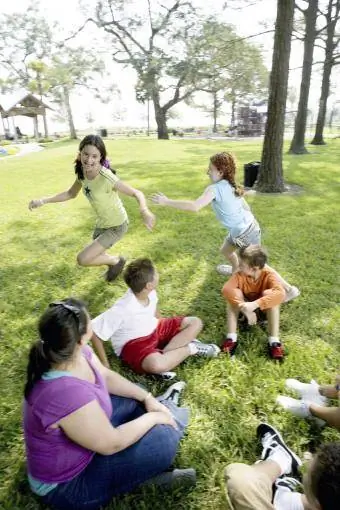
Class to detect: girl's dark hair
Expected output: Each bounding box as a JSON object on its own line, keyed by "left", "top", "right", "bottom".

{"left": 24, "top": 298, "right": 89, "bottom": 399}
{"left": 210, "top": 152, "right": 244, "bottom": 196}
{"left": 74, "top": 134, "right": 116, "bottom": 180}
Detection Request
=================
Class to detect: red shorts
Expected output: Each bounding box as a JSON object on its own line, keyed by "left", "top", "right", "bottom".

{"left": 120, "top": 316, "right": 184, "bottom": 374}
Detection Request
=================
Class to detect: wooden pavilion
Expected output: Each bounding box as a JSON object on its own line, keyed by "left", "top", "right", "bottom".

{"left": 0, "top": 90, "right": 51, "bottom": 141}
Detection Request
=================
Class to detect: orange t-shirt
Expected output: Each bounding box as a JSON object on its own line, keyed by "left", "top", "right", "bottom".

{"left": 222, "top": 268, "right": 285, "bottom": 310}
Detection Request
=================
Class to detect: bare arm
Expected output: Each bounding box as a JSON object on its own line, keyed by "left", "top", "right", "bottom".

{"left": 151, "top": 188, "right": 214, "bottom": 212}
{"left": 58, "top": 400, "right": 176, "bottom": 455}
{"left": 91, "top": 333, "right": 110, "bottom": 369}
{"left": 29, "top": 180, "right": 82, "bottom": 210}
{"left": 114, "top": 180, "right": 155, "bottom": 230}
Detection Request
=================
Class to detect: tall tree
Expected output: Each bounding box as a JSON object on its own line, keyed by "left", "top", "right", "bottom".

{"left": 256, "top": 0, "right": 295, "bottom": 193}
{"left": 289, "top": 0, "right": 318, "bottom": 154}
{"left": 80, "top": 0, "right": 202, "bottom": 139}
{"left": 190, "top": 21, "right": 268, "bottom": 132}
{"left": 311, "top": 0, "right": 340, "bottom": 145}
{"left": 47, "top": 47, "right": 105, "bottom": 139}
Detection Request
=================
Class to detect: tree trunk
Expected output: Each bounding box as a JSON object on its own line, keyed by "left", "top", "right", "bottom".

{"left": 289, "top": 0, "right": 318, "bottom": 154}
{"left": 311, "top": 0, "right": 339, "bottom": 145}
{"left": 256, "top": 0, "right": 294, "bottom": 193}
{"left": 152, "top": 89, "right": 169, "bottom": 139}
{"left": 231, "top": 97, "right": 236, "bottom": 126}
{"left": 213, "top": 92, "right": 218, "bottom": 132}
{"left": 63, "top": 85, "right": 77, "bottom": 139}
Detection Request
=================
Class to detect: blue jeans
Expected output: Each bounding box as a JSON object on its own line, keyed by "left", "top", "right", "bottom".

{"left": 43, "top": 395, "right": 185, "bottom": 510}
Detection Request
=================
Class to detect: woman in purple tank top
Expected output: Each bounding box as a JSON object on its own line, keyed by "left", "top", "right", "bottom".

{"left": 23, "top": 298, "right": 194, "bottom": 510}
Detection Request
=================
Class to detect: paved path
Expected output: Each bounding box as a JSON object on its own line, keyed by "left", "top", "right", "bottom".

{"left": 0, "top": 142, "right": 43, "bottom": 161}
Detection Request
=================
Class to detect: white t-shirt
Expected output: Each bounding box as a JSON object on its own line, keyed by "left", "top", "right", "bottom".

{"left": 92, "top": 289, "right": 159, "bottom": 356}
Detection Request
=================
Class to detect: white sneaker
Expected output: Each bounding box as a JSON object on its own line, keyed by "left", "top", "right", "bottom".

{"left": 276, "top": 396, "right": 325, "bottom": 426}
{"left": 284, "top": 286, "right": 300, "bottom": 303}
{"left": 192, "top": 340, "right": 221, "bottom": 357}
{"left": 216, "top": 264, "right": 233, "bottom": 276}
{"left": 285, "top": 379, "right": 327, "bottom": 406}
{"left": 159, "top": 371, "right": 177, "bottom": 381}
{"left": 160, "top": 381, "right": 187, "bottom": 405}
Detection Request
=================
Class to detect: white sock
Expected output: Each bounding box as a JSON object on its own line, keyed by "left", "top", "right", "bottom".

{"left": 274, "top": 489, "right": 304, "bottom": 510}
{"left": 226, "top": 333, "right": 237, "bottom": 342}
{"left": 267, "top": 447, "right": 292, "bottom": 476}
{"left": 188, "top": 342, "right": 198, "bottom": 355}
{"left": 268, "top": 336, "right": 280, "bottom": 345}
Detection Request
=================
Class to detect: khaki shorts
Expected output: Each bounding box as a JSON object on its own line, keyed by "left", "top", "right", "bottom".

{"left": 227, "top": 220, "right": 261, "bottom": 248}
{"left": 92, "top": 221, "right": 128, "bottom": 249}
{"left": 224, "top": 463, "right": 274, "bottom": 510}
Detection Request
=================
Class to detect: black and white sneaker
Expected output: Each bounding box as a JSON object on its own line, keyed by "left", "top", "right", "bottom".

{"left": 160, "top": 381, "right": 187, "bottom": 406}
{"left": 273, "top": 477, "right": 303, "bottom": 506}
{"left": 257, "top": 423, "right": 302, "bottom": 476}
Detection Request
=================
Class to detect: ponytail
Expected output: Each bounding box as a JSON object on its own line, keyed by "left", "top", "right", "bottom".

{"left": 210, "top": 152, "right": 244, "bottom": 197}
{"left": 24, "top": 298, "right": 88, "bottom": 399}
{"left": 24, "top": 342, "right": 51, "bottom": 399}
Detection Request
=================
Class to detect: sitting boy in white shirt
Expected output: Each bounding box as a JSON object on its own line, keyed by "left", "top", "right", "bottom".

{"left": 91, "top": 258, "right": 220, "bottom": 375}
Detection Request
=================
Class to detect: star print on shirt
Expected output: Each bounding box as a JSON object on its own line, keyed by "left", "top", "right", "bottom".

{"left": 84, "top": 186, "right": 91, "bottom": 198}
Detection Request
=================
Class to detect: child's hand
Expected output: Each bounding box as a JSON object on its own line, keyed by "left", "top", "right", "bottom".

{"left": 239, "top": 301, "right": 258, "bottom": 314}
{"left": 29, "top": 198, "right": 44, "bottom": 210}
{"left": 151, "top": 192, "right": 168, "bottom": 205}
{"left": 145, "top": 396, "right": 173, "bottom": 417}
{"left": 141, "top": 209, "right": 156, "bottom": 230}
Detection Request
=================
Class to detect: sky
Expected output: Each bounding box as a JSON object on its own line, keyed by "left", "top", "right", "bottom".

{"left": 0, "top": 0, "right": 339, "bottom": 135}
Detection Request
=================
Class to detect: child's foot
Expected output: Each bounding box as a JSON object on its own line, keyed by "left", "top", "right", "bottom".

{"left": 160, "top": 381, "right": 186, "bottom": 406}
{"left": 191, "top": 340, "right": 220, "bottom": 357}
{"left": 159, "top": 371, "right": 177, "bottom": 381}
{"left": 285, "top": 379, "right": 327, "bottom": 406}
{"left": 105, "top": 256, "right": 126, "bottom": 282}
{"left": 257, "top": 423, "right": 302, "bottom": 476}
{"left": 284, "top": 286, "right": 300, "bottom": 303}
{"left": 221, "top": 337, "right": 238, "bottom": 356}
{"left": 216, "top": 264, "right": 233, "bottom": 276}
{"left": 268, "top": 341, "right": 284, "bottom": 361}
{"left": 276, "top": 396, "right": 325, "bottom": 427}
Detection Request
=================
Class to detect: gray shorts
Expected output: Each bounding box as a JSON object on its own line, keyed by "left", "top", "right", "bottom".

{"left": 226, "top": 220, "right": 261, "bottom": 248}
{"left": 93, "top": 221, "right": 128, "bottom": 249}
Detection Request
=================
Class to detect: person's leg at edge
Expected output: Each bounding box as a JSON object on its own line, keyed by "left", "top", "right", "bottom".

{"left": 309, "top": 403, "right": 340, "bottom": 430}
{"left": 44, "top": 395, "right": 184, "bottom": 510}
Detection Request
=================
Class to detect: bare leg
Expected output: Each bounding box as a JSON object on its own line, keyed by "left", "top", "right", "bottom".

{"left": 266, "top": 305, "right": 280, "bottom": 337}
{"left": 319, "top": 384, "right": 339, "bottom": 399}
{"left": 163, "top": 317, "right": 203, "bottom": 352}
{"left": 76, "top": 240, "right": 120, "bottom": 267}
{"left": 220, "top": 239, "right": 239, "bottom": 272}
{"left": 227, "top": 303, "right": 240, "bottom": 334}
{"left": 141, "top": 347, "right": 192, "bottom": 374}
{"left": 309, "top": 403, "right": 340, "bottom": 430}
{"left": 252, "top": 459, "right": 281, "bottom": 482}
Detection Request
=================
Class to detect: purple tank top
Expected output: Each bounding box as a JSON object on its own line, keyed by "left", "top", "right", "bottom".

{"left": 23, "top": 346, "right": 113, "bottom": 483}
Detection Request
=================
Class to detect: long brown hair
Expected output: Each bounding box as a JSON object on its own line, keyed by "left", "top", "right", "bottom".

{"left": 210, "top": 152, "right": 244, "bottom": 196}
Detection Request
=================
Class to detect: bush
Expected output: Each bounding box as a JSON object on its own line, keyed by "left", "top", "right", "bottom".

{"left": 38, "top": 137, "right": 54, "bottom": 143}
{"left": 0, "top": 139, "right": 12, "bottom": 145}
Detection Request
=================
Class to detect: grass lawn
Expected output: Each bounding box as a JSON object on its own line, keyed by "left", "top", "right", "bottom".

{"left": 0, "top": 137, "right": 339, "bottom": 509}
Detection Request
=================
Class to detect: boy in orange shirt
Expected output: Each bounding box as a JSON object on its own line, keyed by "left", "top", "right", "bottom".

{"left": 222, "top": 245, "right": 286, "bottom": 360}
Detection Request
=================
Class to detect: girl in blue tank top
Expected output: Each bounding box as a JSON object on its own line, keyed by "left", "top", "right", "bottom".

{"left": 151, "top": 152, "right": 299, "bottom": 302}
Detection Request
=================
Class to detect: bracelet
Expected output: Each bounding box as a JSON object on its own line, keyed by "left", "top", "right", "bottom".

{"left": 142, "top": 392, "right": 153, "bottom": 403}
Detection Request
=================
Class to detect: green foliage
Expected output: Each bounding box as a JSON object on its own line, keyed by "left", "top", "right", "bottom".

{"left": 0, "top": 138, "right": 339, "bottom": 509}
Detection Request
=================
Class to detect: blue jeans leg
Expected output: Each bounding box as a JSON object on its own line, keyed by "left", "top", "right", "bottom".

{"left": 43, "top": 395, "right": 183, "bottom": 510}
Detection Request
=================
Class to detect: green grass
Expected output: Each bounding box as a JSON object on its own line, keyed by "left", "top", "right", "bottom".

{"left": 0, "top": 138, "right": 339, "bottom": 509}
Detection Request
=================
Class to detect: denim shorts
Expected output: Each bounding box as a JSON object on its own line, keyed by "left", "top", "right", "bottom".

{"left": 226, "top": 220, "right": 261, "bottom": 248}
{"left": 92, "top": 221, "right": 128, "bottom": 249}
